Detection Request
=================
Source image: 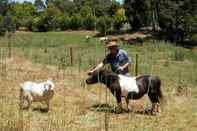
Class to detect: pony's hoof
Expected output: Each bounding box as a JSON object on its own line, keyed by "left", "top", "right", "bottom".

{"left": 124, "top": 108, "right": 132, "bottom": 113}
{"left": 113, "top": 107, "right": 123, "bottom": 114}
{"left": 151, "top": 111, "right": 161, "bottom": 116}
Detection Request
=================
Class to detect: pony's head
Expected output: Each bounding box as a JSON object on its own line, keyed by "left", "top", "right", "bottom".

{"left": 86, "top": 69, "right": 109, "bottom": 84}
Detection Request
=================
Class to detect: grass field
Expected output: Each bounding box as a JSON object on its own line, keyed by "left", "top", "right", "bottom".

{"left": 0, "top": 31, "right": 197, "bottom": 131}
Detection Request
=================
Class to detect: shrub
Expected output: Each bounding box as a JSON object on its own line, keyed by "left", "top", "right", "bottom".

{"left": 174, "top": 49, "right": 185, "bottom": 61}
{"left": 70, "top": 14, "right": 83, "bottom": 30}
{"left": 32, "top": 16, "right": 46, "bottom": 32}
{"left": 97, "top": 16, "right": 113, "bottom": 35}
{"left": 59, "top": 15, "right": 71, "bottom": 31}
{"left": 83, "top": 14, "right": 97, "bottom": 30}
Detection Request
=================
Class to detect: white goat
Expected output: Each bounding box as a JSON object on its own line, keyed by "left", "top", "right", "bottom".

{"left": 99, "top": 37, "right": 108, "bottom": 42}
{"left": 19, "top": 80, "right": 55, "bottom": 111}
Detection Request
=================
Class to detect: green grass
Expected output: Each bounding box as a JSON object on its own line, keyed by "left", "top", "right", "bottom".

{"left": 0, "top": 31, "right": 197, "bottom": 131}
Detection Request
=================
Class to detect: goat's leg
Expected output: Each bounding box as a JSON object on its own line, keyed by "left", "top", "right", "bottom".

{"left": 26, "top": 94, "right": 33, "bottom": 110}
{"left": 19, "top": 92, "right": 24, "bottom": 110}
{"left": 46, "top": 100, "right": 50, "bottom": 111}
{"left": 19, "top": 88, "right": 26, "bottom": 110}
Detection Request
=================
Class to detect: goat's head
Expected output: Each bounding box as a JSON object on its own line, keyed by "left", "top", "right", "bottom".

{"left": 44, "top": 80, "right": 55, "bottom": 91}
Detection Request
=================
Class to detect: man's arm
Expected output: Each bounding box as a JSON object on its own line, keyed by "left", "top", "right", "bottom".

{"left": 118, "top": 50, "right": 131, "bottom": 72}
{"left": 88, "top": 62, "right": 104, "bottom": 74}
{"left": 119, "top": 62, "right": 130, "bottom": 71}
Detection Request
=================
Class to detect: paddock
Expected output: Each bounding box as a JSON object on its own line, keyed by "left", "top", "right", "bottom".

{"left": 0, "top": 31, "right": 196, "bottom": 131}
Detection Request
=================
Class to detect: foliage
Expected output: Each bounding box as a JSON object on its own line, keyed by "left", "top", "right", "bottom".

{"left": 113, "top": 8, "right": 127, "bottom": 30}
{"left": 0, "top": 0, "right": 9, "bottom": 16}
{"left": 0, "top": 15, "right": 6, "bottom": 36}
{"left": 3, "top": 12, "right": 16, "bottom": 33}
{"left": 83, "top": 14, "right": 97, "bottom": 30}
{"left": 70, "top": 14, "right": 84, "bottom": 30}
{"left": 108, "top": 1, "right": 121, "bottom": 17}
{"left": 124, "top": 0, "right": 149, "bottom": 31}
{"left": 34, "top": 0, "right": 46, "bottom": 11}
{"left": 158, "top": 0, "right": 195, "bottom": 43}
{"left": 10, "top": 2, "right": 36, "bottom": 29}
{"left": 97, "top": 15, "right": 113, "bottom": 35}
{"left": 58, "top": 14, "right": 71, "bottom": 31}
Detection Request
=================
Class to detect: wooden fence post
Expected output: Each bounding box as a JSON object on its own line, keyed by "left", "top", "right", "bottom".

{"left": 135, "top": 54, "right": 139, "bottom": 76}
{"left": 70, "top": 47, "right": 73, "bottom": 66}
{"left": 8, "top": 32, "right": 12, "bottom": 58}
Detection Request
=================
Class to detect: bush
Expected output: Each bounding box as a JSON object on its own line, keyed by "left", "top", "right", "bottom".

{"left": 70, "top": 14, "right": 83, "bottom": 30}
{"left": 32, "top": 16, "right": 46, "bottom": 32}
{"left": 59, "top": 15, "right": 71, "bottom": 30}
{"left": 83, "top": 14, "right": 97, "bottom": 30}
{"left": 97, "top": 16, "right": 113, "bottom": 35}
{"left": 113, "top": 8, "right": 127, "bottom": 30}
{"left": 174, "top": 49, "right": 185, "bottom": 61}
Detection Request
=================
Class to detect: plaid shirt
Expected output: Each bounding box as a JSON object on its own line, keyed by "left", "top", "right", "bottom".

{"left": 103, "top": 49, "right": 131, "bottom": 75}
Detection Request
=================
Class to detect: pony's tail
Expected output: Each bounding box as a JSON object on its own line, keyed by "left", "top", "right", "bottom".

{"left": 155, "top": 76, "right": 166, "bottom": 107}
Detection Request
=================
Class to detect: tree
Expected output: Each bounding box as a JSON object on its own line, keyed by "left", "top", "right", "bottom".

{"left": 97, "top": 16, "right": 113, "bottom": 35}
{"left": 70, "top": 14, "right": 83, "bottom": 30}
{"left": 59, "top": 14, "right": 71, "bottom": 30}
{"left": 151, "top": 0, "right": 159, "bottom": 31}
{"left": 4, "top": 12, "right": 16, "bottom": 33}
{"left": 0, "top": 15, "right": 6, "bottom": 35}
{"left": 108, "top": 1, "right": 121, "bottom": 17}
{"left": 124, "top": 0, "right": 149, "bottom": 31}
{"left": 114, "top": 8, "right": 127, "bottom": 30}
{"left": 35, "top": 0, "right": 46, "bottom": 11}
{"left": 0, "top": 0, "right": 9, "bottom": 16}
{"left": 83, "top": 14, "right": 97, "bottom": 30}
{"left": 43, "top": 3, "right": 62, "bottom": 31}
{"left": 158, "top": 0, "right": 195, "bottom": 43}
{"left": 10, "top": 2, "right": 36, "bottom": 30}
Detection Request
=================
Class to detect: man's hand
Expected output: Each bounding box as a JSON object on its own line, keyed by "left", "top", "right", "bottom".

{"left": 87, "top": 70, "right": 94, "bottom": 75}
{"left": 118, "top": 66, "right": 124, "bottom": 72}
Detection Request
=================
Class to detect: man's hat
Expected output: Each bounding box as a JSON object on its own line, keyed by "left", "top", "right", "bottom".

{"left": 105, "top": 37, "right": 118, "bottom": 48}
{"left": 106, "top": 41, "right": 118, "bottom": 48}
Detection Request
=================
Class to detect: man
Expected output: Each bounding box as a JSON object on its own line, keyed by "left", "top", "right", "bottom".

{"left": 88, "top": 39, "right": 131, "bottom": 76}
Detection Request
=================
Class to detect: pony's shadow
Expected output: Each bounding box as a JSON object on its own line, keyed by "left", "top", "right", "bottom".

{"left": 89, "top": 103, "right": 155, "bottom": 115}
{"left": 134, "top": 109, "right": 156, "bottom": 116}
{"left": 20, "top": 107, "right": 49, "bottom": 113}
{"left": 89, "top": 103, "right": 129, "bottom": 114}
{"left": 32, "top": 108, "right": 49, "bottom": 113}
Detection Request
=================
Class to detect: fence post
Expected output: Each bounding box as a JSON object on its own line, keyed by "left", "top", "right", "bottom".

{"left": 8, "top": 32, "right": 12, "bottom": 58}
{"left": 70, "top": 47, "right": 73, "bottom": 66}
{"left": 135, "top": 54, "right": 139, "bottom": 76}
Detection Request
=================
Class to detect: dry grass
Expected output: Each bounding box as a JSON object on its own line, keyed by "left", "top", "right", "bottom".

{"left": 0, "top": 56, "right": 197, "bottom": 131}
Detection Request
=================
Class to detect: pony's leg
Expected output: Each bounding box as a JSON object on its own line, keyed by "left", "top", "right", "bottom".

{"left": 151, "top": 103, "right": 161, "bottom": 115}
{"left": 148, "top": 93, "right": 161, "bottom": 115}
{"left": 125, "top": 97, "right": 132, "bottom": 112}
{"left": 114, "top": 91, "right": 123, "bottom": 113}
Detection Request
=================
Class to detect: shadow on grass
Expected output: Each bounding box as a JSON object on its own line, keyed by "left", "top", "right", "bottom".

{"left": 20, "top": 107, "right": 49, "bottom": 113}
{"left": 89, "top": 103, "right": 155, "bottom": 116}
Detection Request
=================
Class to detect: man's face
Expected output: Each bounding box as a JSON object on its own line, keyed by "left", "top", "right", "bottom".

{"left": 108, "top": 46, "right": 118, "bottom": 55}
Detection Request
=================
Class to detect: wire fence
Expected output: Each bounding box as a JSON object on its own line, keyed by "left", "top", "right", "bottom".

{"left": 0, "top": 33, "right": 196, "bottom": 131}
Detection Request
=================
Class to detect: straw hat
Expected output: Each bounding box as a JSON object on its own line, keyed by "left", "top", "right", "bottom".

{"left": 105, "top": 40, "right": 118, "bottom": 48}
{"left": 105, "top": 37, "right": 118, "bottom": 48}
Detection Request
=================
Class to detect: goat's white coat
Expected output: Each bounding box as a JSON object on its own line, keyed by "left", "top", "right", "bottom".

{"left": 99, "top": 37, "right": 108, "bottom": 42}
{"left": 118, "top": 75, "right": 139, "bottom": 97}
{"left": 20, "top": 80, "right": 55, "bottom": 110}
